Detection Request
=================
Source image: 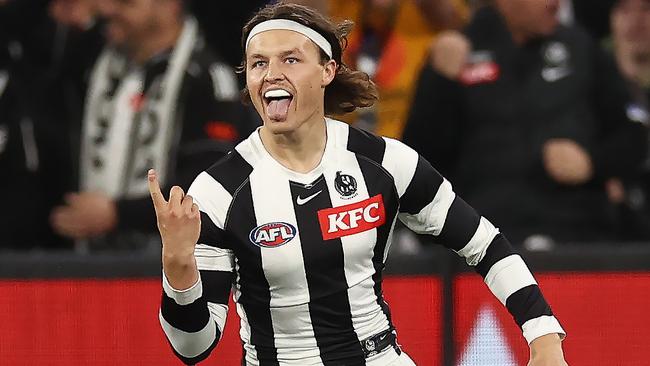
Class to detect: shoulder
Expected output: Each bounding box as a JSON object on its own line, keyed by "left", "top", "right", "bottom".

{"left": 342, "top": 121, "right": 418, "bottom": 166}
{"left": 189, "top": 132, "right": 255, "bottom": 192}
{"left": 187, "top": 144, "right": 254, "bottom": 227}
{"left": 204, "top": 146, "right": 254, "bottom": 196}
{"left": 338, "top": 121, "right": 420, "bottom": 196}
{"left": 345, "top": 123, "right": 388, "bottom": 164}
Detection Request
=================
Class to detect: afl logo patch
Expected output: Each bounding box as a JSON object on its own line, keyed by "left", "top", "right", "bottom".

{"left": 249, "top": 222, "right": 297, "bottom": 248}
{"left": 334, "top": 171, "right": 357, "bottom": 198}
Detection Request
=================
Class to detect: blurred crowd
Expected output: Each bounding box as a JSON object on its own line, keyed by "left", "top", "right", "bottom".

{"left": 0, "top": 0, "right": 648, "bottom": 252}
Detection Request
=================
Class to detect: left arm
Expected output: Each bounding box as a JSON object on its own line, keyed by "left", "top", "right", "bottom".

{"left": 382, "top": 138, "right": 567, "bottom": 364}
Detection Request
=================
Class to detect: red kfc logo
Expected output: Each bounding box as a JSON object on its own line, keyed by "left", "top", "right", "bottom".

{"left": 317, "top": 195, "right": 386, "bottom": 240}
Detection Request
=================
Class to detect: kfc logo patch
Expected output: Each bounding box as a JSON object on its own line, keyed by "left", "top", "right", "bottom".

{"left": 249, "top": 222, "right": 297, "bottom": 248}
{"left": 317, "top": 194, "right": 386, "bottom": 240}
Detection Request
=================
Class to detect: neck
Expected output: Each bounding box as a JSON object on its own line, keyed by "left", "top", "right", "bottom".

{"left": 130, "top": 17, "right": 184, "bottom": 64}
{"left": 259, "top": 116, "right": 328, "bottom": 174}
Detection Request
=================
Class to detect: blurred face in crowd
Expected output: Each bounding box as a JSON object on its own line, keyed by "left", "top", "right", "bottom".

{"left": 245, "top": 30, "right": 336, "bottom": 134}
{"left": 611, "top": 0, "right": 650, "bottom": 59}
{"left": 98, "top": 0, "right": 179, "bottom": 51}
{"left": 496, "top": 0, "right": 560, "bottom": 42}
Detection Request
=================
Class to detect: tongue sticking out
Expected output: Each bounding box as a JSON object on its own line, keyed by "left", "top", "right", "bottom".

{"left": 267, "top": 98, "right": 292, "bottom": 121}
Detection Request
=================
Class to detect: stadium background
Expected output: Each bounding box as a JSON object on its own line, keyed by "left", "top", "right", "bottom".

{"left": 2, "top": 0, "right": 650, "bottom": 365}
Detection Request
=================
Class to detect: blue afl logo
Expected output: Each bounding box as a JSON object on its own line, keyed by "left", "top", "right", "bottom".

{"left": 249, "top": 222, "right": 297, "bottom": 248}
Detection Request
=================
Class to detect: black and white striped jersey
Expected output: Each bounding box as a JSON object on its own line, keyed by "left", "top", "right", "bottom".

{"left": 159, "top": 118, "right": 565, "bottom": 365}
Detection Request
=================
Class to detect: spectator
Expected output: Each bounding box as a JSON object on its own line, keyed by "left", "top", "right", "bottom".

{"left": 402, "top": 0, "right": 647, "bottom": 246}
{"left": 326, "top": 0, "right": 468, "bottom": 138}
{"left": 605, "top": 0, "right": 650, "bottom": 240}
{"left": 50, "top": 0, "right": 256, "bottom": 250}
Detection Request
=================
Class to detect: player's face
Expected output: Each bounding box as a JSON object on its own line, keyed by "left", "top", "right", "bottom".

{"left": 245, "top": 29, "right": 336, "bottom": 134}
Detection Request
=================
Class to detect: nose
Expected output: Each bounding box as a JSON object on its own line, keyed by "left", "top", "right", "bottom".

{"left": 264, "top": 59, "right": 285, "bottom": 82}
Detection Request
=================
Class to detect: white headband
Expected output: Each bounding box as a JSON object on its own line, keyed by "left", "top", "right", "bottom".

{"left": 245, "top": 19, "right": 333, "bottom": 59}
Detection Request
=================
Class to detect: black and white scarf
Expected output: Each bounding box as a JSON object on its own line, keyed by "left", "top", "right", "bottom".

{"left": 80, "top": 17, "right": 198, "bottom": 199}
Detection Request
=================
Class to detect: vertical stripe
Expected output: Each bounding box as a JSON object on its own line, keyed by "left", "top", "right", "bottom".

{"left": 324, "top": 148, "right": 387, "bottom": 342}
{"left": 249, "top": 163, "right": 318, "bottom": 362}
{"left": 355, "top": 156, "right": 400, "bottom": 335}
{"left": 237, "top": 302, "right": 259, "bottom": 365}
{"left": 291, "top": 176, "right": 365, "bottom": 365}
{"left": 226, "top": 182, "right": 278, "bottom": 365}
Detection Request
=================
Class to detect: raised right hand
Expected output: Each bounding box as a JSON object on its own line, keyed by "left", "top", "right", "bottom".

{"left": 148, "top": 169, "right": 200, "bottom": 289}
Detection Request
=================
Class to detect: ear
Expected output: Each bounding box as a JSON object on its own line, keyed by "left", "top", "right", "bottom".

{"left": 321, "top": 59, "right": 337, "bottom": 87}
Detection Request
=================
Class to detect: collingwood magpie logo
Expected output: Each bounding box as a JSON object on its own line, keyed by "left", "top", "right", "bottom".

{"left": 334, "top": 171, "right": 357, "bottom": 199}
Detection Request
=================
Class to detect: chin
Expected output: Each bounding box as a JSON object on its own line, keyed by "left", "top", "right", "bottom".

{"left": 263, "top": 118, "right": 298, "bottom": 134}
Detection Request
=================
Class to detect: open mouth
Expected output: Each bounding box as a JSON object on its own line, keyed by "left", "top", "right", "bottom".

{"left": 263, "top": 89, "right": 293, "bottom": 121}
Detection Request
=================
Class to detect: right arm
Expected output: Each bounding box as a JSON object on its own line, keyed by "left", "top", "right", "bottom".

{"left": 380, "top": 139, "right": 566, "bottom": 363}
{"left": 149, "top": 169, "right": 235, "bottom": 365}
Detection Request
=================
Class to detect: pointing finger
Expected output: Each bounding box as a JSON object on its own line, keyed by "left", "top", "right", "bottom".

{"left": 148, "top": 169, "right": 167, "bottom": 211}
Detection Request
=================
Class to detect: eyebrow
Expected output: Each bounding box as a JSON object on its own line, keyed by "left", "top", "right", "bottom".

{"left": 248, "top": 48, "right": 303, "bottom": 60}
{"left": 279, "top": 48, "right": 303, "bottom": 57}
